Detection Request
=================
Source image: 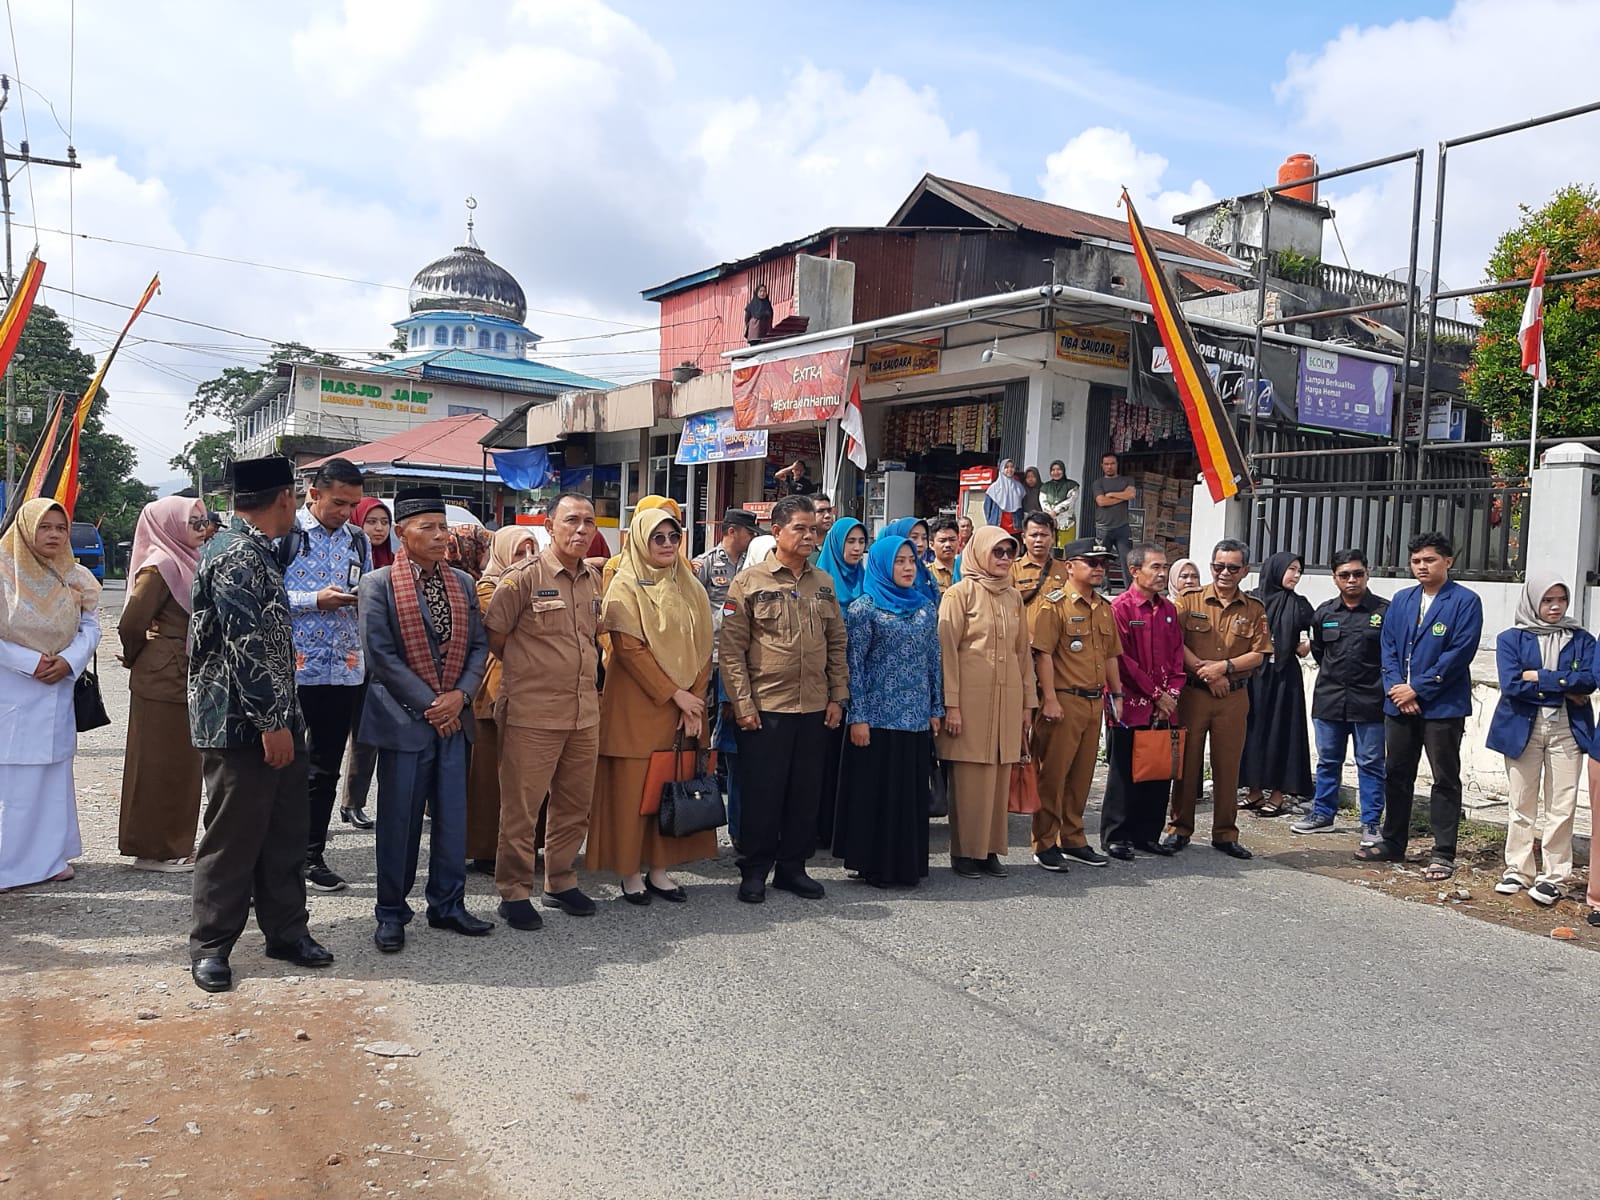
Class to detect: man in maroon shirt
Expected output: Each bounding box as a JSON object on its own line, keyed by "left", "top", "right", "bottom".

{"left": 1102, "top": 542, "right": 1186, "bottom": 858}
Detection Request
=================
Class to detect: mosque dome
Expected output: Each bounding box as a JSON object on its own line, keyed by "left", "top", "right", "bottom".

{"left": 407, "top": 233, "right": 527, "bottom": 325}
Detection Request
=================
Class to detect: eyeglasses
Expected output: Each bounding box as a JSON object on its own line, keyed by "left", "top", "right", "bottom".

{"left": 1210, "top": 562, "right": 1245, "bottom": 574}
{"left": 648, "top": 530, "right": 683, "bottom": 547}
{"left": 991, "top": 544, "right": 1018, "bottom": 559}
{"left": 1335, "top": 569, "right": 1368, "bottom": 580}
{"left": 1073, "top": 557, "right": 1110, "bottom": 568}
{"left": 187, "top": 517, "right": 212, "bottom": 530}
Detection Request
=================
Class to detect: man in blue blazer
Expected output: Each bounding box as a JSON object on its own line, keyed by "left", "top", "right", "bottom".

{"left": 1356, "top": 532, "right": 1483, "bottom": 879}
{"left": 359, "top": 486, "right": 493, "bottom": 952}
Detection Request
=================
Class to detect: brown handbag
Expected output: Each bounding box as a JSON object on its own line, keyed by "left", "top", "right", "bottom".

{"left": 1131, "top": 723, "right": 1187, "bottom": 783}
{"left": 1007, "top": 756, "right": 1041, "bottom": 814}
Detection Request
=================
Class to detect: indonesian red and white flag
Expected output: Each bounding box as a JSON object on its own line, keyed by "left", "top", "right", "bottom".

{"left": 1519, "top": 247, "right": 1548, "bottom": 387}
{"left": 840, "top": 373, "right": 868, "bottom": 470}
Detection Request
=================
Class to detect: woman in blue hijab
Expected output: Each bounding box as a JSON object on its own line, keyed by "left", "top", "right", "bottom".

{"left": 815, "top": 517, "right": 867, "bottom": 606}
{"left": 832, "top": 535, "right": 944, "bottom": 887}
{"left": 876, "top": 517, "right": 939, "bottom": 604}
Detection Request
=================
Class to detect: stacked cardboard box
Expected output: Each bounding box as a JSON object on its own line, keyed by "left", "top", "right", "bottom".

{"left": 1132, "top": 472, "right": 1191, "bottom": 563}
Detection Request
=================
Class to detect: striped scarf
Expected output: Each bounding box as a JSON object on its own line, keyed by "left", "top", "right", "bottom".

{"left": 390, "top": 547, "right": 470, "bottom": 694}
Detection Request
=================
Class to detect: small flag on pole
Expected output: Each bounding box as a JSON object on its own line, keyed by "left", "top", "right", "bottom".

{"left": 1518, "top": 247, "right": 1548, "bottom": 386}
{"left": 840, "top": 374, "right": 867, "bottom": 470}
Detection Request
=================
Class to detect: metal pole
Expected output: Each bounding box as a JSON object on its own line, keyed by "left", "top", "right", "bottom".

{"left": 1529, "top": 378, "right": 1541, "bottom": 475}
{"left": 1415, "top": 142, "right": 1449, "bottom": 481}
{"left": 1388, "top": 151, "right": 1425, "bottom": 562}
{"left": 0, "top": 81, "right": 13, "bottom": 501}
{"left": 1247, "top": 191, "right": 1271, "bottom": 465}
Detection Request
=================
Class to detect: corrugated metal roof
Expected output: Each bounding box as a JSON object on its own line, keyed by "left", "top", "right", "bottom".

{"left": 368, "top": 349, "right": 613, "bottom": 394}
{"left": 1178, "top": 269, "right": 1242, "bottom": 295}
{"left": 301, "top": 412, "right": 499, "bottom": 474}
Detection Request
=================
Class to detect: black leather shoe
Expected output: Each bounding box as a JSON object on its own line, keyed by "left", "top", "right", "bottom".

{"left": 644, "top": 879, "right": 688, "bottom": 903}
{"left": 428, "top": 911, "right": 494, "bottom": 936}
{"left": 340, "top": 806, "right": 375, "bottom": 830}
{"left": 466, "top": 858, "right": 496, "bottom": 876}
{"left": 1133, "top": 840, "right": 1176, "bottom": 857}
{"left": 374, "top": 921, "right": 405, "bottom": 953}
{"left": 980, "top": 854, "right": 1009, "bottom": 878}
{"left": 951, "top": 856, "right": 982, "bottom": 878}
{"left": 772, "top": 870, "right": 825, "bottom": 899}
{"left": 619, "top": 885, "right": 652, "bottom": 907}
{"left": 263, "top": 935, "right": 334, "bottom": 968}
{"left": 191, "top": 956, "right": 232, "bottom": 993}
{"left": 498, "top": 899, "right": 544, "bottom": 931}
{"left": 737, "top": 876, "right": 766, "bottom": 904}
{"left": 1106, "top": 842, "right": 1137, "bottom": 861}
{"left": 1212, "top": 840, "right": 1254, "bottom": 860}
{"left": 1159, "top": 833, "right": 1190, "bottom": 852}
{"left": 543, "top": 887, "right": 597, "bottom": 917}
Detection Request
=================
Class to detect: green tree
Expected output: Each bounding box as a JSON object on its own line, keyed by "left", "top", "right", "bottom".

{"left": 1463, "top": 184, "right": 1600, "bottom": 472}
{"left": 168, "top": 430, "right": 234, "bottom": 492}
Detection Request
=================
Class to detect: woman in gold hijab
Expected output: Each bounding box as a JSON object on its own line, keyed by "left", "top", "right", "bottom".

{"left": 601, "top": 495, "right": 682, "bottom": 595}
{"left": 937, "top": 524, "right": 1037, "bottom": 880}
{"left": 0, "top": 499, "right": 103, "bottom": 891}
{"left": 589, "top": 506, "right": 716, "bottom": 903}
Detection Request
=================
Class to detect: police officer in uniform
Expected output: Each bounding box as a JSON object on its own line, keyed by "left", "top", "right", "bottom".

{"left": 1029, "top": 537, "right": 1123, "bottom": 871}
{"left": 692, "top": 508, "right": 758, "bottom": 666}
{"left": 1162, "top": 537, "right": 1273, "bottom": 859}
{"left": 1011, "top": 511, "right": 1070, "bottom": 629}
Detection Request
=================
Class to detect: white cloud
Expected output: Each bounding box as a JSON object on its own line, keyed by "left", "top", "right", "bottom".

{"left": 1039, "top": 127, "right": 1217, "bottom": 226}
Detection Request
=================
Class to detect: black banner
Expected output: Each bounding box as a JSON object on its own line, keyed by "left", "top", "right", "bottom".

{"left": 1131, "top": 322, "right": 1298, "bottom": 424}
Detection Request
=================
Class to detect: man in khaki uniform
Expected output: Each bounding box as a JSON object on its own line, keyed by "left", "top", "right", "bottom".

{"left": 720, "top": 494, "right": 849, "bottom": 904}
{"left": 1011, "top": 511, "right": 1071, "bottom": 630}
{"left": 1162, "top": 537, "right": 1273, "bottom": 859}
{"left": 485, "top": 493, "right": 605, "bottom": 928}
{"left": 1030, "top": 537, "right": 1124, "bottom": 871}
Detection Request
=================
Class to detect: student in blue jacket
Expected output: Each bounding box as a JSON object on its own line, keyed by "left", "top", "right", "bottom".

{"left": 1355, "top": 532, "right": 1483, "bottom": 880}
{"left": 1487, "top": 575, "right": 1595, "bottom": 905}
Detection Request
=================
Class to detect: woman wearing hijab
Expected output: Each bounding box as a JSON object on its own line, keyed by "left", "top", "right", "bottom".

{"left": 0, "top": 499, "right": 102, "bottom": 891}
{"left": 813, "top": 517, "right": 869, "bottom": 847}
{"left": 834, "top": 536, "right": 944, "bottom": 887}
{"left": 590, "top": 507, "right": 716, "bottom": 903}
{"left": 603, "top": 495, "right": 682, "bottom": 595}
{"left": 341, "top": 498, "right": 394, "bottom": 824}
{"left": 117, "top": 496, "right": 209, "bottom": 871}
{"left": 1240, "top": 551, "right": 1315, "bottom": 816}
{"left": 744, "top": 283, "right": 774, "bottom": 343}
{"left": 1487, "top": 575, "right": 1596, "bottom": 905}
{"left": 1039, "top": 461, "right": 1079, "bottom": 549}
{"left": 1167, "top": 557, "right": 1202, "bottom": 602}
{"left": 354, "top": 497, "right": 394, "bottom": 568}
{"left": 445, "top": 525, "right": 493, "bottom": 581}
{"left": 878, "top": 517, "right": 939, "bottom": 605}
{"left": 465, "top": 526, "right": 542, "bottom": 874}
{"left": 740, "top": 533, "right": 777, "bottom": 572}
{"left": 1021, "top": 466, "right": 1044, "bottom": 514}
{"left": 937, "top": 525, "right": 1037, "bottom": 879}
{"left": 982, "top": 459, "right": 1027, "bottom": 532}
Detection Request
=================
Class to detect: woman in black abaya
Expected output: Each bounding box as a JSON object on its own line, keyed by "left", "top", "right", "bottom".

{"left": 1240, "top": 551, "right": 1315, "bottom": 816}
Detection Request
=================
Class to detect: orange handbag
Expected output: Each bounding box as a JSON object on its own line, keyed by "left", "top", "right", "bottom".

{"left": 640, "top": 747, "right": 719, "bottom": 816}
{"left": 1131, "top": 724, "right": 1187, "bottom": 783}
{"left": 1007, "top": 756, "right": 1041, "bottom": 814}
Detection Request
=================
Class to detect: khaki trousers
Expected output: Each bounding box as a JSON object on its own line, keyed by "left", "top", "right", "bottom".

{"left": 496, "top": 723, "right": 599, "bottom": 899}
{"left": 1030, "top": 694, "right": 1102, "bottom": 851}
{"left": 1504, "top": 708, "right": 1582, "bottom": 887}
{"left": 1168, "top": 686, "right": 1248, "bottom": 844}
{"left": 947, "top": 762, "right": 1010, "bottom": 859}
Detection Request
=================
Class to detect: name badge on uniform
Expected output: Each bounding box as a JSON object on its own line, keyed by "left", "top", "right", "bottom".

{"left": 713, "top": 576, "right": 729, "bottom": 587}
{"left": 347, "top": 563, "right": 362, "bottom": 590}
{"left": 640, "top": 579, "right": 657, "bottom": 587}
{"left": 537, "top": 589, "right": 560, "bottom": 597}
{"left": 1069, "top": 638, "right": 1084, "bottom": 652}
{"left": 1129, "top": 619, "right": 1147, "bottom": 627}
{"left": 1046, "top": 589, "right": 1066, "bottom": 603}
{"left": 1069, "top": 614, "right": 1086, "bottom": 623}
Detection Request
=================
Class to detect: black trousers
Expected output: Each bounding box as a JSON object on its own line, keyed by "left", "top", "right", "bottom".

{"left": 1379, "top": 714, "right": 1465, "bottom": 861}
{"left": 300, "top": 683, "right": 362, "bottom": 860}
{"left": 1100, "top": 725, "right": 1169, "bottom": 847}
{"left": 734, "top": 710, "right": 828, "bottom": 877}
{"left": 190, "top": 741, "right": 310, "bottom": 961}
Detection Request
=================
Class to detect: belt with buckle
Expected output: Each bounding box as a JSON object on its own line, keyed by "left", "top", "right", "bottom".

{"left": 1056, "top": 687, "right": 1104, "bottom": 699}
{"left": 1185, "top": 676, "right": 1249, "bottom": 692}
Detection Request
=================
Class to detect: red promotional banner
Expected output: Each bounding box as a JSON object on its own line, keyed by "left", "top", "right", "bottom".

{"left": 731, "top": 335, "right": 852, "bottom": 430}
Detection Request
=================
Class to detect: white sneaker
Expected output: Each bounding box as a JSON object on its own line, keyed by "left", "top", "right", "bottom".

{"left": 1528, "top": 881, "right": 1562, "bottom": 906}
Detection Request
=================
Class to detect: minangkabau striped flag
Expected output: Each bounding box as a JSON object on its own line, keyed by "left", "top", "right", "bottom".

{"left": 1122, "top": 191, "right": 1249, "bottom": 502}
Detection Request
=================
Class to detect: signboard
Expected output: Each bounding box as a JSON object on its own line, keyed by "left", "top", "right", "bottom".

{"left": 864, "top": 337, "right": 941, "bottom": 382}
{"left": 1297, "top": 349, "right": 1394, "bottom": 436}
{"left": 1054, "top": 323, "right": 1129, "bottom": 370}
{"left": 731, "top": 335, "right": 851, "bottom": 430}
{"left": 675, "top": 407, "right": 770, "bottom": 464}
{"left": 303, "top": 370, "right": 432, "bottom": 416}
{"left": 1403, "top": 401, "right": 1467, "bottom": 442}
{"left": 1132, "top": 323, "right": 1298, "bottom": 422}
{"left": 741, "top": 502, "right": 775, "bottom": 520}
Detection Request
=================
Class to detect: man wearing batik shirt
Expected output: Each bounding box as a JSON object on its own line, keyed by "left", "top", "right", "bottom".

{"left": 188, "top": 455, "right": 333, "bottom": 994}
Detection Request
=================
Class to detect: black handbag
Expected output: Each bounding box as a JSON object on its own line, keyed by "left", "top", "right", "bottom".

{"left": 658, "top": 733, "right": 726, "bottom": 839}
{"left": 74, "top": 654, "right": 111, "bottom": 733}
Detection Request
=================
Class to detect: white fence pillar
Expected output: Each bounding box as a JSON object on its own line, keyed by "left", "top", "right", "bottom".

{"left": 1528, "top": 442, "right": 1600, "bottom": 624}
{"left": 1187, "top": 478, "right": 1248, "bottom": 563}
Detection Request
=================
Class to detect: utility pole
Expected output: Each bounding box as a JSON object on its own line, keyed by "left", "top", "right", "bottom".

{"left": 0, "top": 74, "right": 81, "bottom": 499}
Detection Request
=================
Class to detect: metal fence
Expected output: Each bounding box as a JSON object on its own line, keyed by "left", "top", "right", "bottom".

{"left": 1247, "top": 478, "right": 1528, "bottom": 581}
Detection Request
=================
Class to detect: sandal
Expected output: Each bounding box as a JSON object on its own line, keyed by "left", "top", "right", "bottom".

{"left": 1423, "top": 861, "right": 1455, "bottom": 882}
{"left": 1240, "top": 794, "right": 1265, "bottom": 812}
{"left": 1257, "top": 800, "right": 1290, "bottom": 818}
{"left": 1587, "top": 910, "right": 1600, "bottom": 928}
{"left": 1353, "top": 844, "right": 1402, "bottom": 863}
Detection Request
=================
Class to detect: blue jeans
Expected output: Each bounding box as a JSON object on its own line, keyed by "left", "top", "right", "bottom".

{"left": 1311, "top": 719, "right": 1385, "bottom": 823}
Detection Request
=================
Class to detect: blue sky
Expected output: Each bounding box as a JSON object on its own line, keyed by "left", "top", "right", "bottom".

{"left": 5, "top": 0, "right": 1595, "bottom": 481}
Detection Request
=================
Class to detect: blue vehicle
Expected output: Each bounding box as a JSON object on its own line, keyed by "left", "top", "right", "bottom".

{"left": 70, "top": 522, "right": 105, "bottom": 580}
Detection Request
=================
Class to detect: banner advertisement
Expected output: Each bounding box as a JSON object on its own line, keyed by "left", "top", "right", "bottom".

{"left": 1297, "top": 349, "right": 1395, "bottom": 436}
{"left": 1054, "top": 323, "right": 1129, "bottom": 370}
{"left": 1403, "top": 401, "right": 1466, "bottom": 442}
{"left": 675, "top": 407, "right": 770, "bottom": 464}
{"left": 731, "top": 334, "right": 852, "bottom": 430}
{"left": 1132, "top": 323, "right": 1298, "bottom": 421}
{"left": 864, "top": 337, "right": 941, "bottom": 382}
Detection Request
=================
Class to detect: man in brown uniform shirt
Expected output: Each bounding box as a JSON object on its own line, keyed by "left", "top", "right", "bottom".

{"left": 1162, "top": 537, "right": 1273, "bottom": 859}
{"left": 1011, "top": 511, "right": 1071, "bottom": 629}
{"left": 484, "top": 493, "right": 605, "bottom": 927}
{"left": 719, "top": 495, "right": 849, "bottom": 904}
{"left": 1030, "top": 537, "right": 1124, "bottom": 871}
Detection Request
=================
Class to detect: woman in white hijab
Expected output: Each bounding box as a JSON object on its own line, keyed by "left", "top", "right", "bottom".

{"left": 0, "top": 499, "right": 103, "bottom": 891}
{"left": 740, "top": 533, "right": 777, "bottom": 572}
{"left": 982, "top": 459, "right": 1026, "bottom": 531}
{"left": 1486, "top": 573, "right": 1594, "bottom": 906}
{"left": 1167, "top": 557, "right": 1202, "bottom": 603}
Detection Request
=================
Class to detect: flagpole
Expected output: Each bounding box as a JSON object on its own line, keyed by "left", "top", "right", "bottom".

{"left": 1529, "top": 377, "right": 1541, "bottom": 475}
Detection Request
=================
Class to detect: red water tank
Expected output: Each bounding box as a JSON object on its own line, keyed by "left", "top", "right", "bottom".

{"left": 1277, "top": 153, "right": 1317, "bottom": 203}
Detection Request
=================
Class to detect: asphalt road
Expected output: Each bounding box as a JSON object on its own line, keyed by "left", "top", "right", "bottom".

{"left": 33, "top": 583, "right": 1600, "bottom": 1199}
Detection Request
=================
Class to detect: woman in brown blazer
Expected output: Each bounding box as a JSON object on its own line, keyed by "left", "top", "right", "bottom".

{"left": 589, "top": 507, "right": 715, "bottom": 904}
{"left": 465, "top": 526, "right": 541, "bottom": 872}
{"left": 117, "top": 496, "right": 209, "bottom": 870}
{"left": 937, "top": 524, "right": 1038, "bottom": 879}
